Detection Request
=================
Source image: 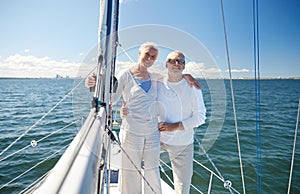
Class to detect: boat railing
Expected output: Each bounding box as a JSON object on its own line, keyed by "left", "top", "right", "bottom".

{"left": 160, "top": 157, "right": 240, "bottom": 194}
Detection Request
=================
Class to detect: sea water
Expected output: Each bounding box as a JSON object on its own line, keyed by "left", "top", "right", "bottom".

{"left": 0, "top": 78, "right": 299, "bottom": 194}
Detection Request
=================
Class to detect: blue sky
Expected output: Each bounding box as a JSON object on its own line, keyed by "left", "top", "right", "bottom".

{"left": 0, "top": 0, "right": 299, "bottom": 78}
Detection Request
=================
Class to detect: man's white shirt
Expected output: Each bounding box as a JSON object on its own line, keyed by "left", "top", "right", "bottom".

{"left": 157, "top": 78, "right": 206, "bottom": 146}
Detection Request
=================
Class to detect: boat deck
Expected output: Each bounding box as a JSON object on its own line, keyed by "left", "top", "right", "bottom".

{"left": 108, "top": 139, "right": 174, "bottom": 193}
{"left": 104, "top": 179, "right": 174, "bottom": 194}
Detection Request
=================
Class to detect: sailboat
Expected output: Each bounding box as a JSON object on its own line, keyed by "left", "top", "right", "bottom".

{"left": 1, "top": 0, "right": 299, "bottom": 193}
{"left": 17, "top": 0, "right": 229, "bottom": 192}
{"left": 10, "top": 0, "right": 173, "bottom": 193}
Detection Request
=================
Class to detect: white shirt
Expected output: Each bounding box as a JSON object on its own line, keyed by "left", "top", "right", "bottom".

{"left": 157, "top": 78, "right": 206, "bottom": 145}
{"left": 113, "top": 69, "right": 160, "bottom": 135}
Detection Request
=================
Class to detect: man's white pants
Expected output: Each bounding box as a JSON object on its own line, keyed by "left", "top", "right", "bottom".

{"left": 161, "top": 142, "right": 194, "bottom": 194}
{"left": 119, "top": 130, "right": 161, "bottom": 194}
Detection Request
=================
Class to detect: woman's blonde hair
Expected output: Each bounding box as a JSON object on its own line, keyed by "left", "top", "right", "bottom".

{"left": 138, "top": 42, "right": 158, "bottom": 53}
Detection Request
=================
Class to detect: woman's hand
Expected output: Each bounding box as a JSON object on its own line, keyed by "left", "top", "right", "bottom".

{"left": 183, "top": 74, "right": 201, "bottom": 89}
{"left": 85, "top": 73, "right": 96, "bottom": 88}
{"left": 120, "top": 101, "right": 128, "bottom": 119}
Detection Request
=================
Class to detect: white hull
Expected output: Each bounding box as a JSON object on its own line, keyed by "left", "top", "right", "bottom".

{"left": 27, "top": 106, "right": 174, "bottom": 194}
{"left": 30, "top": 108, "right": 107, "bottom": 193}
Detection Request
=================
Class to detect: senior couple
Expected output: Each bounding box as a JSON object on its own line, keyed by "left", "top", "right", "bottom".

{"left": 86, "top": 42, "right": 206, "bottom": 194}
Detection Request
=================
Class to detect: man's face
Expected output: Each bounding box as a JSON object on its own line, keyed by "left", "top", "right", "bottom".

{"left": 166, "top": 53, "right": 185, "bottom": 74}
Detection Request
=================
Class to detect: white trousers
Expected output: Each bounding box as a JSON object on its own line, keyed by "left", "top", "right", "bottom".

{"left": 161, "top": 143, "right": 194, "bottom": 194}
{"left": 119, "top": 130, "right": 161, "bottom": 194}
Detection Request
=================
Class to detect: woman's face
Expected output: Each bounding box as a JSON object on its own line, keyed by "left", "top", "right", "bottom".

{"left": 138, "top": 46, "right": 158, "bottom": 68}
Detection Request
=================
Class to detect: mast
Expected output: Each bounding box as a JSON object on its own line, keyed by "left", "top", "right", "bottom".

{"left": 108, "top": 0, "right": 120, "bottom": 129}
{"left": 94, "top": 0, "right": 119, "bottom": 116}
{"left": 95, "top": 0, "right": 120, "bottom": 192}
{"left": 27, "top": 1, "right": 120, "bottom": 193}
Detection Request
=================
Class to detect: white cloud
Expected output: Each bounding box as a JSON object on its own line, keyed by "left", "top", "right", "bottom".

{"left": 24, "top": 49, "right": 30, "bottom": 53}
{"left": 119, "top": 0, "right": 139, "bottom": 4}
{"left": 0, "top": 55, "right": 248, "bottom": 79}
{"left": 115, "top": 60, "right": 134, "bottom": 74}
{"left": 0, "top": 54, "right": 81, "bottom": 78}
{"left": 183, "top": 62, "right": 223, "bottom": 79}
{"left": 225, "top": 69, "right": 250, "bottom": 73}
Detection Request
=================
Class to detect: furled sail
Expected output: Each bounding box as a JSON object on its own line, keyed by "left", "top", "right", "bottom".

{"left": 28, "top": 0, "right": 120, "bottom": 193}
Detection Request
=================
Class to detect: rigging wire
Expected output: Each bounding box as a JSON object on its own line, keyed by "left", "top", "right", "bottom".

{"left": 94, "top": 1, "right": 158, "bottom": 193}
{"left": 118, "top": 35, "right": 238, "bottom": 194}
{"left": 106, "top": 48, "right": 157, "bottom": 194}
{"left": 158, "top": 162, "right": 174, "bottom": 185}
{"left": 253, "top": 0, "right": 262, "bottom": 193}
{"left": 219, "top": 0, "right": 246, "bottom": 193}
{"left": 161, "top": 152, "right": 241, "bottom": 194}
{"left": 0, "top": 77, "right": 87, "bottom": 158}
{"left": 194, "top": 136, "right": 235, "bottom": 194}
{"left": 160, "top": 160, "right": 204, "bottom": 194}
{"left": 195, "top": 138, "right": 224, "bottom": 181}
{"left": 19, "top": 171, "right": 49, "bottom": 194}
{"left": 113, "top": 139, "right": 157, "bottom": 194}
{"left": 0, "top": 144, "right": 68, "bottom": 190}
{"left": 118, "top": 44, "right": 135, "bottom": 63}
{"left": 105, "top": 1, "right": 120, "bottom": 192}
{"left": 287, "top": 98, "right": 300, "bottom": 194}
{"left": 0, "top": 120, "right": 79, "bottom": 162}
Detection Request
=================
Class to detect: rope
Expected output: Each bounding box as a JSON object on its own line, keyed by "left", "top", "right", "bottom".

{"left": 252, "top": 0, "right": 262, "bottom": 193}
{"left": 287, "top": 98, "right": 300, "bottom": 194}
{"left": 220, "top": 1, "right": 246, "bottom": 193}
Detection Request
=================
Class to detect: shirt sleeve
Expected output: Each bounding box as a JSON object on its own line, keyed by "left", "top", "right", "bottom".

{"left": 195, "top": 88, "right": 206, "bottom": 125}
{"left": 181, "top": 88, "right": 206, "bottom": 129}
{"left": 111, "top": 70, "right": 126, "bottom": 105}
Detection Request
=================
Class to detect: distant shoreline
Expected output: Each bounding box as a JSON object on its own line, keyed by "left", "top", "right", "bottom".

{"left": 1, "top": 77, "right": 299, "bottom": 80}
{"left": 0, "top": 77, "right": 78, "bottom": 80}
